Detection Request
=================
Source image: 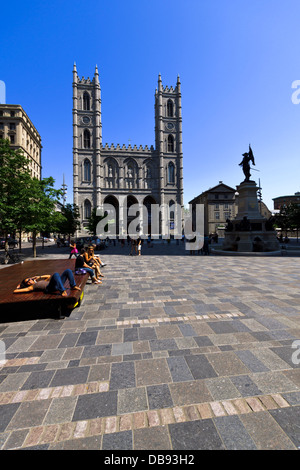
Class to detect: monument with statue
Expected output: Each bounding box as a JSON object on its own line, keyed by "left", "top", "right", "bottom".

{"left": 220, "top": 146, "right": 280, "bottom": 254}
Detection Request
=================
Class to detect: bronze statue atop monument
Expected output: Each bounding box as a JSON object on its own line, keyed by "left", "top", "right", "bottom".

{"left": 239, "top": 145, "right": 255, "bottom": 182}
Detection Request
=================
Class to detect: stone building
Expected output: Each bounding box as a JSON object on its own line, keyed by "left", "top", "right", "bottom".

{"left": 0, "top": 104, "right": 42, "bottom": 180}
{"left": 273, "top": 192, "right": 300, "bottom": 210}
{"left": 189, "top": 182, "right": 238, "bottom": 236}
{"left": 72, "top": 65, "right": 183, "bottom": 237}
{"left": 189, "top": 181, "right": 271, "bottom": 237}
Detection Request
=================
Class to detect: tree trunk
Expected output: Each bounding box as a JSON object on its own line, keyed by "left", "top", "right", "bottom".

{"left": 4, "top": 235, "right": 9, "bottom": 256}
{"left": 19, "top": 229, "right": 22, "bottom": 253}
{"left": 32, "top": 232, "right": 37, "bottom": 258}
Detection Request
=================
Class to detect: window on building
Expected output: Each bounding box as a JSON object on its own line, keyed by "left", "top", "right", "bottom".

{"left": 215, "top": 194, "right": 219, "bottom": 200}
{"left": 83, "top": 159, "right": 91, "bottom": 182}
{"left": 215, "top": 212, "right": 220, "bottom": 220}
{"left": 83, "top": 92, "right": 90, "bottom": 111}
{"left": 168, "top": 162, "right": 175, "bottom": 183}
{"left": 167, "top": 99, "right": 173, "bottom": 117}
{"left": 0, "top": 123, "right": 3, "bottom": 129}
{"left": 215, "top": 204, "right": 219, "bottom": 210}
{"left": 83, "top": 129, "right": 90, "bottom": 148}
{"left": 9, "top": 123, "right": 16, "bottom": 130}
{"left": 10, "top": 135, "right": 15, "bottom": 144}
{"left": 169, "top": 200, "right": 175, "bottom": 221}
{"left": 84, "top": 200, "right": 91, "bottom": 219}
{"left": 10, "top": 111, "right": 15, "bottom": 117}
{"left": 167, "top": 135, "right": 174, "bottom": 152}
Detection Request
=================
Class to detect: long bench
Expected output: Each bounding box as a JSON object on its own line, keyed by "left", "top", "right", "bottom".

{"left": 0, "top": 259, "right": 89, "bottom": 319}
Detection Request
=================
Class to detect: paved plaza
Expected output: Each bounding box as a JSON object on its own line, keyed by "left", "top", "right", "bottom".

{"left": 0, "top": 241, "right": 300, "bottom": 450}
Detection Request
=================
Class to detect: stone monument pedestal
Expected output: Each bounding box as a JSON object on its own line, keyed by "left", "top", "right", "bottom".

{"left": 222, "top": 180, "right": 280, "bottom": 253}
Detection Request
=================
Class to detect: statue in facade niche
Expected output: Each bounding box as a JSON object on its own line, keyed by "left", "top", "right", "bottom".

{"left": 128, "top": 166, "right": 133, "bottom": 178}
{"left": 239, "top": 145, "right": 255, "bottom": 181}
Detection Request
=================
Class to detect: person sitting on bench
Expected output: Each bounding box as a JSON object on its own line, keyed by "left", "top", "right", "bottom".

{"left": 83, "top": 246, "right": 104, "bottom": 279}
{"left": 13, "top": 269, "right": 81, "bottom": 297}
{"left": 75, "top": 249, "right": 102, "bottom": 284}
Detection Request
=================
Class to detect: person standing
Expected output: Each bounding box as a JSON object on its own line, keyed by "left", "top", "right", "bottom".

{"left": 137, "top": 237, "right": 142, "bottom": 256}
{"left": 129, "top": 238, "right": 138, "bottom": 256}
{"left": 69, "top": 240, "right": 78, "bottom": 259}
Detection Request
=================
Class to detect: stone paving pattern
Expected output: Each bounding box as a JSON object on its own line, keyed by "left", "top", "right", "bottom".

{"left": 0, "top": 242, "right": 300, "bottom": 450}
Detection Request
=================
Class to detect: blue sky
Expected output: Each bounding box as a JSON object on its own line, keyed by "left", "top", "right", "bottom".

{"left": 1, "top": 0, "right": 300, "bottom": 211}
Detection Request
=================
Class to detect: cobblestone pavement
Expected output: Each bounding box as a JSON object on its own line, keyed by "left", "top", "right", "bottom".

{"left": 0, "top": 242, "right": 300, "bottom": 450}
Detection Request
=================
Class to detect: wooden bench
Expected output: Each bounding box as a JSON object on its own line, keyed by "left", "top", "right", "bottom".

{"left": 0, "top": 259, "right": 89, "bottom": 319}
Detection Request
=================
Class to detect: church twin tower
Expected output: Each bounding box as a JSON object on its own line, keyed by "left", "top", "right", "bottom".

{"left": 72, "top": 64, "right": 183, "bottom": 236}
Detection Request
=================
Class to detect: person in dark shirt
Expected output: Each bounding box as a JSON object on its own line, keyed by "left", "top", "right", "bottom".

{"left": 75, "top": 249, "right": 102, "bottom": 284}
{"left": 14, "top": 270, "right": 81, "bottom": 297}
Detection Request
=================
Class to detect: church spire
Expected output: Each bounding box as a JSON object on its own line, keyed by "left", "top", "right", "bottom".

{"left": 73, "top": 62, "right": 78, "bottom": 82}
{"left": 176, "top": 74, "right": 181, "bottom": 92}
{"left": 158, "top": 73, "right": 162, "bottom": 92}
{"left": 94, "top": 64, "right": 100, "bottom": 86}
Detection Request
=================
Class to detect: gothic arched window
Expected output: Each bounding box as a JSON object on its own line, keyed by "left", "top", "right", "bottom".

{"left": 83, "top": 159, "right": 91, "bottom": 182}
{"left": 167, "top": 99, "right": 174, "bottom": 117}
{"left": 168, "top": 162, "right": 175, "bottom": 184}
{"left": 84, "top": 129, "right": 90, "bottom": 148}
{"left": 83, "top": 92, "right": 90, "bottom": 111}
{"left": 169, "top": 199, "right": 175, "bottom": 220}
{"left": 167, "top": 135, "right": 174, "bottom": 153}
{"left": 84, "top": 199, "right": 91, "bottom": 219}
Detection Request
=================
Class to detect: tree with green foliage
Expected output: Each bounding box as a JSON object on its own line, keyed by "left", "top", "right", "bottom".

{"left": 0, "top": 138, "right": 65, "bottom": 257}
{"left": 0, "top": 138, "right": 32, "bottom": 253}
{"left": 22, "top": 176, "right": 63, "bottom": 257}
{"left": 274, "top": 205, "right": 290, "bottom": 237}
{"left": 274, "top": 203, "right": 300, "bottom": 241}
{"left": 287, "top": 203, "right": 300, "bottom": 242}
{"left": 86, "top": 207, "right": 108, "bottom": 236}
{"left": 57, "top": 203, "right": 81, "bottom": 240}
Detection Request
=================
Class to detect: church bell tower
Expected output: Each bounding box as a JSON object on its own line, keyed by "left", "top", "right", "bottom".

{"left": 155, "top": 74, "right": 183, "bottom": 209}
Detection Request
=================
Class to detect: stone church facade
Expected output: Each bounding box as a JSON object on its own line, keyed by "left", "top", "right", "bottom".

{"left": 72, "top": 64, "right": 183, "bottom": 237}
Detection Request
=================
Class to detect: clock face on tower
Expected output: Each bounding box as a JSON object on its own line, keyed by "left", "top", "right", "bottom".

{"left": 167, "top": 122, "right": 174, "bottom": 130}
{"left": 82, "top": 116, "right": 90, "bottom": 124}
